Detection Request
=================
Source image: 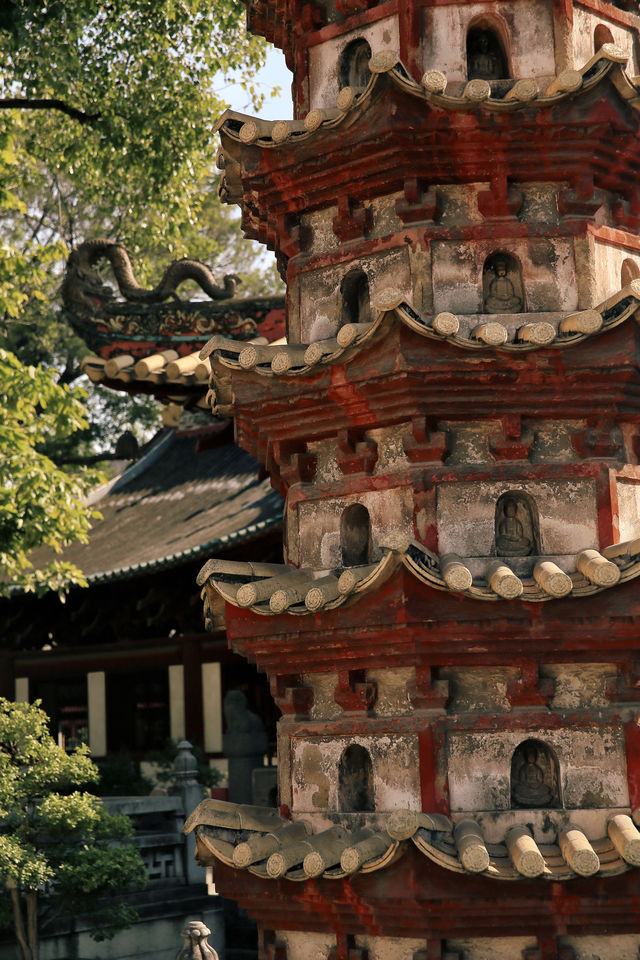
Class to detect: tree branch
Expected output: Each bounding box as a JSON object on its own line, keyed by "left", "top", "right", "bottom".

{"left": 26, "top": 891, "right": 38, "bottom": 960}
{"left": 8, "top": 882, "right": 32, "bottom": 960}
{"left": 0, "top": 98, "right": 99, "bottom": 126}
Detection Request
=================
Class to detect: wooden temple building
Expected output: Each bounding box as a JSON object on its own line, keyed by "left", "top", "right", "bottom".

{"left": 182, "top": 0, "right": 640, "bottom": 957}
{"left": 1, "top": 246, "right": 285, "bottom": 766}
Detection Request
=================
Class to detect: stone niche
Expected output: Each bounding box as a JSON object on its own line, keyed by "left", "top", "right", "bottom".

{"left": 307, "top": 15, "right": 400, "bottom": 110}
{"left": 290, "top": 735, "right": 421, "bottom": 815}
{"left": 446, "top": 727, "right": 629, "bottom": 814}
{"left": 572, "top": 7, "right": 639, "bottom": 75}
{"left": 436, "top": 479, "right": 599, "bottom": 575}
{"left": 420, "top": 0, "right": 556, "bottom": 86}
{"left": 290, "top": 487, "right": 414, "bottom": 569}
{"left": 297, "top": 247, "right": 411, "bottom": 343}
{"left": 431, "top": 236, "right": 577, "bottom": 324}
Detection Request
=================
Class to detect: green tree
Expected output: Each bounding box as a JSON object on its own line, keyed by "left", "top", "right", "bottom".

{"left": 0, "top": 347, "right": 100, "bottom": 596}
{"left": 0, "top": 1, "right": 282, "bottom": 455}
{"left": 0, "top": 698, "right": 147, "bottom": 960}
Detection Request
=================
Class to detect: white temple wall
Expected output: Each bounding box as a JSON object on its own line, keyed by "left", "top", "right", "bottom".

{"left": 436, "top": 478, "right": 599, "bottom": 558}
{"left": 431, "top": 236, "right": 577, "bottom": 316}
{"left": 292, "top": 486, "right": 413, "bottom": 569}
{"left": 290, "top": 734, "right": 421, "bottom": 813}
{"left": 572, "top": 5, "right": 639, "bottom": 73}
{"left": 308, "top": 16, "right": 400, "bottom": 110}
{"left": 616, "top": 477, "right": 640, "bottom": 541}
{"left": 592, "top": 236, "right": 640, "bottom": 302}
{"left": 446, "top": 726, "right": 629, "bottom": 812}
{"left": 420, "top": 0, "right": 556, "bottom": 81}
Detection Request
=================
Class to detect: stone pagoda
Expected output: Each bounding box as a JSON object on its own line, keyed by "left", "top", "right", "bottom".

{"left": 185, "top": 1, "right": 640, "bottom": 957}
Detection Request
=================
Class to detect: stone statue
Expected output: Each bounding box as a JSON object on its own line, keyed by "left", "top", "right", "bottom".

{"left": 467, "top": 33, "right": 504, "bottom": 81}
{"left": 511, "top": 744, "right": 554, "bottom": 807}
{"left": 496, "top": 497, "right": 533, "bottom": 556}
{"left": 484, "top": 257, "right": 523, "bottom": 313}
{"left": 176, "top": 921, "right": 219, "bottom": 960}
{"left": 222, "top": 690, "right": 269, "bottom": 804}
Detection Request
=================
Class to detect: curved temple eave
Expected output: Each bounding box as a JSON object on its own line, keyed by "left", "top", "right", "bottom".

{"left": 186, "top": 799, "right": 640, "bottom": 884}
{"left": 197, "top": 535, "right": 640, "bottom": 618}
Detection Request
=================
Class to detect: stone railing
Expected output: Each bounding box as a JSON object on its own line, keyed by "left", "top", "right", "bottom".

{"left": 101, "top": 740, "right": 205, "bottom": 886}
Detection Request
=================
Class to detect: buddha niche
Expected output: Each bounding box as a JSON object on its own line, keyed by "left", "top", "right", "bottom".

{"left": 511, "top": 739, "right": 560, "bottom": 808}
{"left": 495, "top": 492, "right": 538, "bottom": 557}
{"left": 466, "top": 27, "right": 508, "bottom": 81}
{"left": 483, "top": 253, "right": 523, "bottom": 313}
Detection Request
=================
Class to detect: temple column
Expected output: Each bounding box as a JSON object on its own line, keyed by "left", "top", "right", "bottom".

{"left": 14, "top": 676, "right": 28, "bottom": 702}
{"left": 87, "top": 670, "right": 106, "bottom": 757}
{"left": 202, "top": 661, "right": 223, "bottom": 754}
{"left": 169, "top": 664, "right": 186, "bottom": 741}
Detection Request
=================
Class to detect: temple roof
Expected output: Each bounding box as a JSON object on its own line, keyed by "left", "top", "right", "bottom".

{"left": 185, "top": 798, "right": 640, "bottom": 883}
{"left": 197, "top": 533, "right": 640, "bottom": 619}
{"left": 30, "top": 427, "right": 283, "bottom": 584}
{"left": 201, "top": 282, "right": 640, "bottom": 415}
{"left": 215, "top": 46, "right": 640, "bottom": 239}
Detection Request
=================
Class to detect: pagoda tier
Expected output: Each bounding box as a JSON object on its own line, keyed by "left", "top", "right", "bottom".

{"left": 201, "top": 285, "right": 640, "bottom": 460}
{"left": 247, "top": 0, "right": 639, "bottom": 116}
{"left": 185, "top": 0, "right": 640, "bottom": 954}
{"left": 215, "top": 47, "right": 640, "bottom": 272}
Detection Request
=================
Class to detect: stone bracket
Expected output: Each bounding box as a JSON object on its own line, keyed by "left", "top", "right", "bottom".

{"left": 523, "top": 942, "right": 575, "bottom": 960}
{"left": 299, "top": 0, "right": 325, "bottom": 30}
{"left": 507, "top": 663, "right": 554, "bottom": 707}
{"left": 329, "top": 935, "right": 369, "bottom": 960}
{"left": 617, "top": 662, "right": 640, "bottom": 702}
{"left": 571, "top": 419, "right": 621, "bottom": 460}
{"left": 558, "top": 175, "right": 604, "bottom": 218}
{"left": 334, "top": 669, "right": 378, "bottom": 715}
{"left": 403, "top": 416, "right": 447, "bottom": 463}
{"left": 477, "top": 175, "right": 523, "bottom": 220}
{"left": 414, "top": 943, "right": 463, "bottom": 960}
{"left": 409, "top": 665, "right": 451, "bottom": 711}
{"left": 612, "top": 194, "right": 640, "bottom": 231}
{"left": 275, "top": 212, "right": 311, "bottom": 258}
{"left": 336, "top": 429, "right": 378, "bottom": 475}
{"left": 267, "top": 440, "right": 317, "bottom": 494}
{"left": 270, "top": 674, "right": 315, "bottom": 720}
{"left": 489, "top": 415, "right": 534, "bottom": 461}
{"left": 395, "top": 178, "right": 442, "bottom": 224}
{"left": 332, "top": 196, "right": 372, "bottom": 243}
{"left": 261, "top": 930, "right": 288, "bottom": 960}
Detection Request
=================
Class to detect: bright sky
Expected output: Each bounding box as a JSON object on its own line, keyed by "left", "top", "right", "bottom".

{"left": 221, "top": 45, "right": 294, "bottom": 120}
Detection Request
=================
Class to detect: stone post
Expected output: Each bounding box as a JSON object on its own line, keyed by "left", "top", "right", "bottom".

{"left": 174, "top": 740, "right": 206, "bottom": 885}
{"left": 176, "top": 920, "right": 219, "bottom": 960}
{"left": 222, "top": 690, "right": 269, "bottom": 804}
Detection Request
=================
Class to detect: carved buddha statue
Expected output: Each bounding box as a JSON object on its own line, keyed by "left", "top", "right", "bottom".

{"left": 512, "top": 745, "right": 554, "bottom": 807}
{"left": 484, "top": 257, "right": 523, "bottom": 313}
{"left": 468, "top": 34, "right": 501, "bottom": 81}
{"left": 496, "top": 497, "right": 533, "bottom": 556}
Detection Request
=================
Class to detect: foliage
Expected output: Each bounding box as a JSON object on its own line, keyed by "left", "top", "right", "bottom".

{"left": 0, "top": 348, "right": 102, "bottom": 596}
{"left": 145, "top": 738, "right": 224, "bottom": 790}
{"left": 0, "top": 699, "right": 146, "bottom": 960}
{"left": 93, "top": 752, "right": 154, "bottom": 797}
{"left": 0, "top": 1, "right": 282, "bottom": 456}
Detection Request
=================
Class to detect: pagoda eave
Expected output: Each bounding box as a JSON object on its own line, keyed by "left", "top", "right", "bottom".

{"left": 206, "top": 319, "right": 640, "bottom": 460}
{"left": 213, "top": 850, "right": 640, "bottom": 941}
{"left": 219, "top": 570, "right": 640, "bottom": 676}
{"left": 218, "top": 56, "right": 640, "bottom": 256}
